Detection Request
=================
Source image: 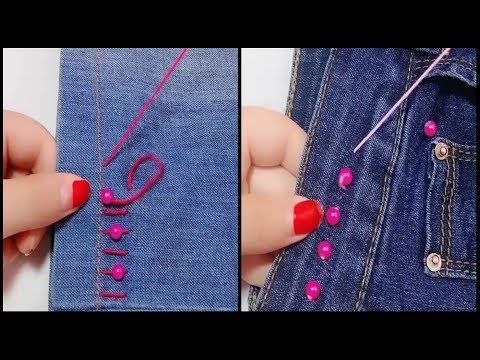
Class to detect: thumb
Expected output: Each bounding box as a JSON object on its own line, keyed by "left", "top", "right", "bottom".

{"left": 3, "top": 173, "right": 91, "bottom": 238}
{"left": 241, "top": 194, "right": 323, "bottom": 255}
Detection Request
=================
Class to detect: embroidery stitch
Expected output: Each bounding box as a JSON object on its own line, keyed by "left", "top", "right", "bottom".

{"left": 103, "top": 249, "right": 129, "bottom": 256}
{"left": 102, "top": 154, "right": 165, "bottom": 206}
{"left": 99, "top": 291, "right": 126, "bottom": 299}
{"left": 102, "top": 208, "right": 128, "bottom": 216}
{"left": 98, "top": 49, "right": 188, "bottom": 302}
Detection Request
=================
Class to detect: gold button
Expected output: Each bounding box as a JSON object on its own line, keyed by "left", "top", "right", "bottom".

{"left": 435, "top": 142, "right": 448, "bottom": 160}
{"left": 426, "top": 253, "right": 442, "bottom": 272}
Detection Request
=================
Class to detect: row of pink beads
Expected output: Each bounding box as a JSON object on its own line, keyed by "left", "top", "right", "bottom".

{"left": 305, "top": 167, "right": 353, "bottom": 301}
{"left": 306, "top": 119, "right": 438, "bottom": 302}
{"left": 99, "top": 190, "right": 129, "bottom": 299}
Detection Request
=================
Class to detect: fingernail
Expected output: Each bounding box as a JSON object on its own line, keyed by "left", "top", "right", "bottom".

{"left": 294, "top": 200, "right": 323, "bottom": 235}
{"left": 72, "top": 180, "right": 91, "bottom": 208}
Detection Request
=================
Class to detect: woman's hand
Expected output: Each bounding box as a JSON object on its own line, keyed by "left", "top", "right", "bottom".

{"left": 3, "top": 110, "right": 91, "bottom": 267}
{"left": 241, "top": 107, "right": 323, "bottom": 287}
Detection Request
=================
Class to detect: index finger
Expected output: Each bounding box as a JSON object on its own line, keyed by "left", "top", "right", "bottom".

{"left": 241, "top": 106, "right": 307, "bottom": 184}
{"left": 3, "top": 110, "right": 56, "bottom": 176}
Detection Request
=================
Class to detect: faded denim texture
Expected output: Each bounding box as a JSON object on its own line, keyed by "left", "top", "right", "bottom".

{"left": 251, "top": 48, "right": 476, "bottom": 311}
{"left": 50, "top": 48, "right": 238, "bottom": 311}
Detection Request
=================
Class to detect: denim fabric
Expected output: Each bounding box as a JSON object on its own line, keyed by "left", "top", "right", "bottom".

{"left": 252, "top": 48, "right": 476, "bottom": 311}
{"left": 50, "top": 48, "right": 238, "bottom": 311}
{"left": 285, "top": 48, "right": 331, "bottom": 130}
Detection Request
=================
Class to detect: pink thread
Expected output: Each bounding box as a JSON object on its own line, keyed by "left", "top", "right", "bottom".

{"left": 102, "top": 48, "right": 188, "bottom": 167}
{"left": 103, "top": 249, "right": 129, "bottom": 256}
{"left": 98, "top": 51, "right": 184, "bottom": 300}
{"left": 353, "top": 48, "right": 451, "bottom": 153}
{"left": 105, "top": 154, "right": 165, "bottom": 206}
{"left": 99, "top": 291, "right": 126, "bottom": 299}
{"left": 102, "top": 208, "right": 128, "bottom": 216}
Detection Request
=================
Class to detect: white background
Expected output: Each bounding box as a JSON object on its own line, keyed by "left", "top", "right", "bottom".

{"left": 3, "top": 48, "right": 293, "bottom": 311}
{"left": 240, "top": 48, "right": 294, "bottom": 310}
{"left": 3, "top": 48, "right": 61, "bottom": 311}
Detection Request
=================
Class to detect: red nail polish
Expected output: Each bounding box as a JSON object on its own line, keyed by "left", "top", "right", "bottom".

{"left": 294, "top": 200, "right": 323, "bottom": 235}
{"left": 72, "top": 180, "right": 91, "bottom": 208}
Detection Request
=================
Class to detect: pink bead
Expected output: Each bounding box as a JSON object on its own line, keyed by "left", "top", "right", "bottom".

{"left": 326, "top": 207, "right": 341, "bottom": 226}
{"left": 338, "top": 167, "right": 353, "bottom": 191}
{"left": 100, "top": 188, "right": 114, "bottom": 205}
{"left": 305, "top": 280, "right": 321, "bottom": 301}
{"left": 108, "top": 223, "right": 125, "bottom": 241}
{"left": 317, "top": 240, "right": 333, "bottom": 261}
{"left": 423, "top": 120, "right": 437, "bottom": 138}
{"left": 111, "top": 263, "right": 127, "bottom": 281}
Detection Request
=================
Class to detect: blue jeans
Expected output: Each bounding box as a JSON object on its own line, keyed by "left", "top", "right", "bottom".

{"left": 251, "top": 48, "right": 476, "bottom": 311}
{"left": 50, "top": 48, "right": 238, "bottom": 311}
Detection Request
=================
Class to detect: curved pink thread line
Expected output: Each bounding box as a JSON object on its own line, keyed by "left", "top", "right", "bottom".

{"left": 109, "top": 154, "right": 165, "bottom": 206}
{"left": 102, "top": 48, "right": 188, "bottom": 167}
{"left": 103, "top": 249, "right": 129, "bottom": 256}
{"left": 99, "top": 291, "right": 126, "bottom": 299}
{"left": 102, "top": 208, "right": 128, "bottom": 216}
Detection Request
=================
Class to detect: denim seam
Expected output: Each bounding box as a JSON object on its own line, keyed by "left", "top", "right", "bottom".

{"left": 455, "top": 149, "right": 476, "bottom": 156}
{"left": 258, "top": 48, "right": 338, "bottom": 311}
{"left": 439, "top": 149, "right": 449, "bottom": 258}
{"left": 297, "top": 48, "right": 338, "bottom": 195}
{"left": 354, "top": 51, "right": 415, "bottom": 311}
{"left": 443, "top": 147, "right": 476, "bottom": 276}
{"left": 285, "top": 48, "right": 301, "bottom": 118}
{"left": 94, "top": 48, "right": 105, "bottom": 311}
{"left": 443, "top": 259, "right": 476, "bottom": 265}
{"left": 415, "top": 58, "right": 476, "bottom": 70}
{"left": 414, "top": 64, "right": 476, "bottom": 82}
{"left": 439, "top": 268, "right": 476, "bottom": 274}
{"left": 443, "top": 153, "right": 453, "bottom": 275}
{"left": 451, "top": 157, "right": 475, "bottom": 161}
{"left": 414, "top": 58, "right": 476, "bottom": 86}
{"left": 441, "top": 261, "right": 476, "bottom": 272}
{"left": 414, "top": 62, "right": 476, "bottom": 73}
{"left": 447, "top": 148, "right": 456, "bottom": 260}
{"left": 431, "top": 140, "right": 476, "bottom": 278}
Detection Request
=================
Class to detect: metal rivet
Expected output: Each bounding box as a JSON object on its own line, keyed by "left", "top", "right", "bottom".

{"left": 426, "top": 253, "right": 442, "bottom": 272}
{"left": 435, "top": 142, "right": 448, "bottom": 160}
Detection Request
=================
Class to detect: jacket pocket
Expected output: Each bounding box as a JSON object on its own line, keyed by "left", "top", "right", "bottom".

{"left": 424, "top": 137, "right": 476, "bottom": 280}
